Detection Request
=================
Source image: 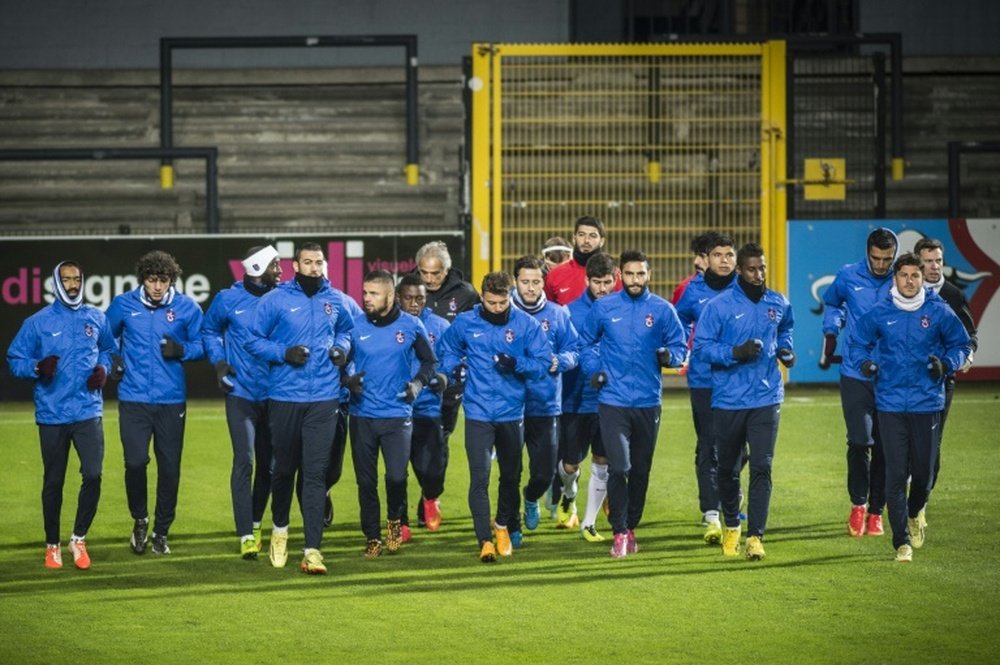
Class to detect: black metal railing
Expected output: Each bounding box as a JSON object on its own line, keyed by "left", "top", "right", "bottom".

{"left": 948, "top": 141, "right": 1000, "bottom": 218}
{"left": 0, "top": 147, "right": 219, "bottom": 232}
{"left": 159, "top": 34, "right": 419, "bottom": 186}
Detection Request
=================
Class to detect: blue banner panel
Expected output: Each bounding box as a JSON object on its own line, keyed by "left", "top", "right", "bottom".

{"left": 787, "top": 218, "right": 999, "bottom": 383}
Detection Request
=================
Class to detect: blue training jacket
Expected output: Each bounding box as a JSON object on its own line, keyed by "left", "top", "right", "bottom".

{"left": 513, "top": 299, "right": 579, "bottom": 417}
{"left": 578, "top": 288, "right": 687, "bottom": 409}
{"left": 674, "top": 272, "right": 736, "bottom": 389}
{"left": 848, "top": 291, "right": 970, "bottom": 413}
{"left": 693, "top": 282, "right": 794, "bottom": 410}
{"left": 562, "top": 290, "right": 603, "bottom": 414}
{"left": 201, "top": 281, "right": 274, "bottom": 402}
{"left": 438, "top": 305, "right": 552, "bottom": 423}
{"left": 412, "top": 307, "right": 450, "bottom": 418}
{"left": 106, "top": 287, "right": 205, "bottom": 404}
{"left": 822, "top": 235, "right": 898, "bottom": 381}
{"left": 7, "top": 300, "right": 115, "bottom": 425}
{"left": 348, "top": 307, "right": 436, "bottom": 419}
{"left": 246, "top": 278, "right": 353, "bottom": 403}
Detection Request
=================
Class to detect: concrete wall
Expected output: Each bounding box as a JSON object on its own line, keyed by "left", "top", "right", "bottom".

{"left": 0, "top": 0, "right": 569, "bottom": 68}
{"left": 861, "top": 0, "right": 1000, "bottom": 56}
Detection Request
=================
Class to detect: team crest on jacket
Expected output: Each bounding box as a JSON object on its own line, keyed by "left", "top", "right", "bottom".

{"left": 84, "top": 323, "right": 94, "bottom": 337}
{"left": 324, "top": 302, "right": 333, "bottom": 316}
{"left": 921, "top": 315, "right": 930, "bottom": 329}
{"left": 768, "top": 307, "right": 776, "bottom": 321}
{"left": 505, "top": 329, "right": 515, "bottom": 343}
{"left": 449, "top": 298, "right": 457, "bottom": 312}
{"left": 644, "top": 314, "right": 654, "bottom": 328}
{"left": 541, "top": 319, "right": 550, "bottom": 332}
{"left": 395, "top": 330, "right": 406, "bottom": 344}
{"left": 166, "top": 309, "right": 175, "bottom": 323}
{"left": 428, "top": 332, "right": 437, "bottom": 344}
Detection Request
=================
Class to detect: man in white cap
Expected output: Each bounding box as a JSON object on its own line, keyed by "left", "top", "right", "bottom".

{"left": 202, "top": 245, "right": 282, "bottom": 559}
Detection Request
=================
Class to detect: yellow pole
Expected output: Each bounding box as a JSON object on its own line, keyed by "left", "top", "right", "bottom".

{"left": 160, "top": 164, "right": 175, "bottom": 189}
{"left": 469, "top": 45, "right": 492, "bottom": 289}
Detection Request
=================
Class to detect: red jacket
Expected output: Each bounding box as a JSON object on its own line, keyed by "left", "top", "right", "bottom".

{"left": 544, "top": 258, "right": 622, "bottom": 305}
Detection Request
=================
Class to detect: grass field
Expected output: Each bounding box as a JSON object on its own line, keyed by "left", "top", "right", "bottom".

{"left": 2, "top": 384, "right": 999, "bottom": 664}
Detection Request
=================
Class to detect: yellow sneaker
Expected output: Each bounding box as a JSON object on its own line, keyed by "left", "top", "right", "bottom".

{"left": 299, "top": 548, "right": 327, "bottom": 574}
{"left": 269, "top": 530, "right": 288, "bottom": 568}
{"left": 704, "top": 518, "right": 723, "bottom": 545}
{"left": 908, "top": 516, "right": 925, "bottom": 549}
{"left": 240, "top": 536, "right": 257, "bottom": 560}
{"left": 895, "top": 544, "right": 913, "bottom": 562}
{"left": 479, "top": 540, "right": 497, "bottom": 563}
{"left": 581, "top": 524, "right": 605, "bottom": 542}
{"left": 494, "top": 525, "right": 513, "bottom": 556}
{"left": 745, "top": 535, "right": 766, "bottom": 561}
{"left": 252, "top": 525, "right": 262, "bottom": 553}
{"left": 555, "top": 496, "right": 579, "bottom": 529}
{"left": 722, "top": 526, "right": 741, "bottom": 557}
{"left": 363, "top": 539, "right": 383, "bottom": 560}
{"left": 386, "top": 519, "right": 403, "bottom": 554}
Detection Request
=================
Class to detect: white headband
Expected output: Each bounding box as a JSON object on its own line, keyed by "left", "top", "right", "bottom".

{"left": 543, "top": 245, "right": 572, "bottom": 255}
{"left": 242, "top": 246, "right": 280, "bottom": 277}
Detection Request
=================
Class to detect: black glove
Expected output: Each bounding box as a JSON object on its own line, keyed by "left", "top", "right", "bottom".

{"left": 215, "top": 360, "right": 235, "bottom": 394}
{"left": 818, "top": 334, "right": 836, "bottom": 370}
{"left": 927, "top": 355, "right": 946, "bottom": 380}
{"left": 494, "top": 353, "right": 517, "bottom": 374}
{"left": 110, "top": 354, "right": 125, "bottom": 381}
{"left": 285, "top": 345, "right": 310, "bottom": 366}
{"left": 36, "top": 355, "right": 59, "bottom": 380}
{"left": 656, "top": 347, "right": 673, "bottom": 368}
{"left": 590, "top": 371, "right": 608, "bottom": 390}
{"left": 428, "top": 372, "right": 448, "bottom": 394}
{"left": 777, "top": 348, "right": 796, "bottom": 368}
{"left": 329, "top": 346, "right": 347, "bottom": 367}
{"left": 732, "top": 339, "right": 763, "bottom": 362}
{"left": 452, "top": 364, "right": 468, "bottom": 385}
{"left": 343, "top": 371, "right": 365, "bottom": 395}
{"left": 860, "top": 360, "right": 878, "bottom": 378}
{"left": 399, "top": 379, "right": 424, "bottom": 403}
{"left": 86, "top": 366, "right": 107, "bottom": 391}
{"left": 160, "top": 335, "right": 185, "bottom": 359}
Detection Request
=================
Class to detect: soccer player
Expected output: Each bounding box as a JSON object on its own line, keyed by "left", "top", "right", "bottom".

{"left": 670, "top": 231, "right": 720, "bottom": 305}
{"left": 560, "top": 252, "right": 617, "bottom": 541}
{"left": 674, "top": 234, "right": 737, "bottom": 544}
{"left": 544, "top": 215, "right": 620, "bottom": 305}
{"left": 510, "top": 255, "right": 579, "bottom": 546}
{"left": 438, "top": 271, "right": 552, "bottom": 563}
{"left": 397, "top": 274, "right": 451, "bottom": 537}
{"left": 693, "top": 242, "right": 794, "bottom": 561}
{"left": 541, "top": 236, "right": 572, "bottom": 275}
{"left": 343, "top": 270, "right": 437, "bottom": 559}
{"left": 848, "top": 253, "right": 970, "bottom": 562}
{"left": 820, "top": 227, "right": 898, "bottom": 537}
{"left": 245, "top": 242, "right": 353, "bottom": 575}
{"left": 106, "top": 250, "right": 205, "bottom": 556}
{"left": 7, "top": 261, "right": 115, "bottom": 570}
{"left": 578, "top": 250, "right": 687, "bottom": 558}
{"left": 201, "top": 245, "right": 282, "bottom": 559}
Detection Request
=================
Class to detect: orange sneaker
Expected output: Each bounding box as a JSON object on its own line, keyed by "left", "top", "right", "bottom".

{"left": 848, "top": 505, "right": 866, "bottom": 537}
{"left": 69, "top": 539, "right": 91, "bottom": 570}
{"left": 865, "top": 513, "right": 884, "bottom": 536}
{"left": 423, "top": 497, "right": 442, "bottom": 531}
{"left": 45, "top": 544, "right": 63, "bottom": 569}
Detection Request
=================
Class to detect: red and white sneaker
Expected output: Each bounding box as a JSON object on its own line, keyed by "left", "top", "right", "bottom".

{"left": 848, "top": 505, "right": 866, "bottom": 537}
{"left": 865, "top": 513, "right": 884, "bottom": 536}
{"left": 609, "top": 533, "right": 627, "bottom": 559}
{"left": 400, "top": 524, "right": 413, "bottom": 543}
{"left": 69, "top": 539, "right": 91, "bottom": 570}
{"left": 626, "top": 529, "right": 639, "bottom": 554}
{"left": 45, "top": 544, "right": 63, "bottom": 569}
{"left": 423, "top": 497, "right": 442, "bottom": 531}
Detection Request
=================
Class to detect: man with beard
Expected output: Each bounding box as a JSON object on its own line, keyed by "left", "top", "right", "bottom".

{"left": 8, "top": 261, "right": 115, "bottom": 570}
{"left": 579, "top": 250, "right": 687, "bottom": 558}
{"left": 107, "top": 250, "right": 205, "bottom": 557}
{"left": 202, "top": 245, "right": 282, "bottom": 560}
{"left": 674, "top": 234, "right": 738, "bottom": 544}
{"left": 246, "top": 242, "right": 354, "bottom": 575}
{"left": 510, "top": 256, "right": 579, "bottom": 546}
{"left": 544, "top": 216, "right": 621, "bottom": 305}
{"left": 848, "top": 253, "right": 969, "bottom": 562}
{"left": 438, "top": 271, "right": 552, "bottom": 563}
{"left": 821, "top": 228, "right": 898, "bottom": 538}
{"left": 693, "top": 243, "right": 794, "bottom": 561}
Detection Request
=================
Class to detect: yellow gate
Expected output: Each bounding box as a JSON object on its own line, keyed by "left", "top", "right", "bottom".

{"left": 469, "top": 42, "right": 787, "bottom": 295}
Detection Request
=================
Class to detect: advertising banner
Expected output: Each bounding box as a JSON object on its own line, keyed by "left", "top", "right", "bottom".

{"left": 0, "top": 232, "right": 464, "bottom": 401}
{"left": 787, "top": 218, "right": 999, "bottom": 383}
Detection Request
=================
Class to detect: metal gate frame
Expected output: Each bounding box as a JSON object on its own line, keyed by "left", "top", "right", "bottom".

{"left": 469, "top": 41, "right": 788, "bottom": 294}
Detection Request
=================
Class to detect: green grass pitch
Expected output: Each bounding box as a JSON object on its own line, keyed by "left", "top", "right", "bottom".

{"left": 2, "top": 384, "right": 999, "bottom": 664}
